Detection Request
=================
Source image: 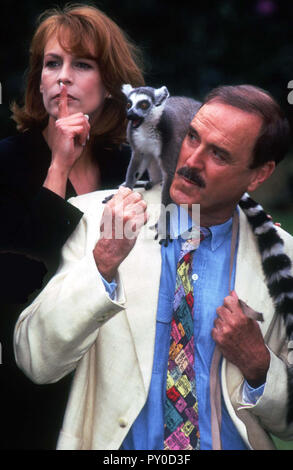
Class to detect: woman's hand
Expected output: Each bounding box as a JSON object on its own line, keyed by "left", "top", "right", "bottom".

{"left": 51, "top": 84, "right": 90, "bottom": 172}
{"left": 43, "top": 84, "right": 90, "bottom": 198}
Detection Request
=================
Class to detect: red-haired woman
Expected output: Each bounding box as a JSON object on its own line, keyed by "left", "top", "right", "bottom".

{"left": 0, "top": 4, "right": 144, "bottom": 449}
{"left": 0, "top": 4, "right": 144, "bottom": 303}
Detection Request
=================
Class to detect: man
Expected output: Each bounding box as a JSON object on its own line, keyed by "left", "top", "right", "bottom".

{"left": 14, "top": 85, "right": 293, "bottom": 450}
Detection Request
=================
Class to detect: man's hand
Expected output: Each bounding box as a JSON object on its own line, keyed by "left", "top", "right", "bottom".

{"left": 93, "top": 187, "right": 148, "bottom": 282}
{"left": 212, "top": 291, "right": 270, "bottom": 387}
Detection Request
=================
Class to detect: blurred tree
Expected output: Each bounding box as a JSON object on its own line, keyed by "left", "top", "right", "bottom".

{"left": 1, "top": 0, "right": 293, "bottom": 129}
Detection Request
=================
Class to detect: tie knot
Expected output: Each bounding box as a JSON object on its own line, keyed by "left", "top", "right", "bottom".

{"left": 200, "top": 227, "right": 211, "bottom": 240}
{"left": 179, "top": 227, "right": 210, "bottom": 259}
{"left": 179, "top": 239, "right": 198, "bottom": 260}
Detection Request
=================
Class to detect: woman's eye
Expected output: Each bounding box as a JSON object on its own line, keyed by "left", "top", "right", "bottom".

{"left": 44, "top": 60, "right": 60, "bottom": 68}
{"left": 75, "top": 62, "right": 92, "bottom": 70}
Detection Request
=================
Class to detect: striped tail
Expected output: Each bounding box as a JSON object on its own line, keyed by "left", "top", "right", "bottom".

{"left": 239, "top": 192, "right": 293, "bottom": 423}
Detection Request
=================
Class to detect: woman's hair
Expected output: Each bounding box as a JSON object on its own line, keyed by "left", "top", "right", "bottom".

{"left": 11, "top": 3, "right": 145, "bottom": 146}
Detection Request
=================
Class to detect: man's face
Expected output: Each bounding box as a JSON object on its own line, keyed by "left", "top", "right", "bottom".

{"left": 170, "top": 101, "right": 268, "bottom": 224}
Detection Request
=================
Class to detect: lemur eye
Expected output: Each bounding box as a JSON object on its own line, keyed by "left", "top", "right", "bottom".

{"left": 126, "top": 101, "right": 132, "bottom": 109}
{"left": 139, "top": 100, "right": 150, "bottom": 110}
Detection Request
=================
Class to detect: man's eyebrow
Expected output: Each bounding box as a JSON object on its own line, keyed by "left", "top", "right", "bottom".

{"left": 188, "top": 124, "right": 199, "bottom": 135}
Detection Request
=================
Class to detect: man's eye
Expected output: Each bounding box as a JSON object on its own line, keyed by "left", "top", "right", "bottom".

{"left": 212, "top": 149, "right": 227, "bottom": 162}
{"left": 188, "top": 131, "right": 199, "bottom": 142}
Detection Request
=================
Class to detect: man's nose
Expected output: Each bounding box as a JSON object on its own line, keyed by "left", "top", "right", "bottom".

{"left": 186, "top": 145, "right": 205, "bottom": 169}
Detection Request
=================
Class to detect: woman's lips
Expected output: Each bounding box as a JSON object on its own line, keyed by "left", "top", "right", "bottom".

{"left": 52, "top": 93, "right": 78, "bottom": 101}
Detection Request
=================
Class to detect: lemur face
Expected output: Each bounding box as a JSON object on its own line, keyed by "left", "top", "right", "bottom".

{"left": 122, "top": 84, "right": 170, "bottom": 129}
{"left": 125, "top": 93, "right": 153, "bottom": 129}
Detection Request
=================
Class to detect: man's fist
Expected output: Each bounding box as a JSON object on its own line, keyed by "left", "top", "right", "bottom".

{"left": 93, "top": 187, "right": 148, "bottom": 282}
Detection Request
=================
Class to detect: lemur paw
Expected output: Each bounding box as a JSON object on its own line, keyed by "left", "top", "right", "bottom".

{"left": 144, "top": 181, "right": 153, "bottom": 190}
{"left": 159, "top": 233, "right": 173, "bottom": 247}
{"left": 102, "top": 194, "right": 114, "bottom": 204}
{"left": 153, "top": 223, "right": 173, "bottom": 246}
{"left": 133, "top": 180, "right": 153, "bottom": 190}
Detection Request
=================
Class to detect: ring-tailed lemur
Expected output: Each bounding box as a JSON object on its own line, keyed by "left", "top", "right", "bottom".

{"left": 121, "top": 84, "right": 201, "bottom": 241}
{"left": 239, "top": 193, "right": 293, "bottom": 424}
{"left": 119, "top": 85, "right": 293, "bottom": 423}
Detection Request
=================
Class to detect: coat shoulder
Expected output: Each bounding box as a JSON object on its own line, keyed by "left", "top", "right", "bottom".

{"left": 68, "top": 184, "right": 163, "bottom": 214}
{"left": 68, "top": 189, "right": 117, "bottom": 213}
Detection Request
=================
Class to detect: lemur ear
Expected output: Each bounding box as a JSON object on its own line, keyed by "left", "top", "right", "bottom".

{"left": 122, "top": 84, "right": 133, "bottom": 97}
{"left": 154, "top": 86, "right": 169, "bottom": 106}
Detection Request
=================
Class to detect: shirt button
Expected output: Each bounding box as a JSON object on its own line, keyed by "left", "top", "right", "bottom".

{"left": 192, "top": 273, "right": 199, "bottom": 281}
{"left": 118, "top": 417, "right": 128, "bottom": 428}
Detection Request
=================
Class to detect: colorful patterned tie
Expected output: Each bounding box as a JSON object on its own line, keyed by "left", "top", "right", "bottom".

{"left": 164, "top": 231, "right": 206, "bottom": 450}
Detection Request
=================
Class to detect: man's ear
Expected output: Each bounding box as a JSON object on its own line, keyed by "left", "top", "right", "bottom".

{"left": 247, "top": 160, "right": 275, "bottom": 192}
{"left": 40, "top": 82, "right": 44, "bottom": 94}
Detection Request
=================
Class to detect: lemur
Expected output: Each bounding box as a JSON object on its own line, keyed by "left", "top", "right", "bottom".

{"left": 121, "top": 84, "right": 201, "bottom": 241}
{"left": 119, "top": 85, "right": 293, "bottom": 422}
{"left": 122, "top": 84, "right": 201, "bottom": 204}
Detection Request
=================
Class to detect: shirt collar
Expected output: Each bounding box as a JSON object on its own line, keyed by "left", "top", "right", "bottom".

{"left": 169, "top": 204, "right": 235, "bottom": 252}
{"left": 209, "top": 217, "right": 233, "bottom": 251}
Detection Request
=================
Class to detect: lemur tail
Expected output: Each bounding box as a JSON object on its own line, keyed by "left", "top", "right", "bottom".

{"left": 239, "top": 192, "right": 293, "bottom": 423}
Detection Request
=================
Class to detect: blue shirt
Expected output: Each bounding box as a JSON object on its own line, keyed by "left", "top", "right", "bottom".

{"left": 103, "top": 207, "right": 263, "bottom": 450}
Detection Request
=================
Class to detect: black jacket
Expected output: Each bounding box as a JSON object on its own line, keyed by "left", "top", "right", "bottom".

{"left": 0, "top": 128, "right": 130, "bottom": 303}
{"left": 0, "top": 128, "right": 130, "bottom": 449}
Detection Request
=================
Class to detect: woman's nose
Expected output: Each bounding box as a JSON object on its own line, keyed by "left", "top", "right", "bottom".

{"left": 57, "top": 64, "right": 73, "bottom": 86}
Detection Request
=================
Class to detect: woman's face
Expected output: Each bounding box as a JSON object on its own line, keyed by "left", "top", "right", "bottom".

{"left": 40, "top": 35, "right": 108, "bottom": 120}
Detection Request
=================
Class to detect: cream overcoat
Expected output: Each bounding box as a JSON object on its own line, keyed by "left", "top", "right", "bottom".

{"left": 14, "top": 185, "right": 293, "bottom": 449}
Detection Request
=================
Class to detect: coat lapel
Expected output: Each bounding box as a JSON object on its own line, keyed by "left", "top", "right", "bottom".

{"left": 119, "top": 186, "right": 163, "bottom": 393}
{"left": 235, "top": 208, "right": 275, "bottom": 337}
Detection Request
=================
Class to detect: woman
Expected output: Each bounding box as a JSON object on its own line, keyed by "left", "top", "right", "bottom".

{"left": 0, "top": 3, "right": 144, "bottom": 303}
{"left": 0, "top": 4, "right": 144, "bottom": 449}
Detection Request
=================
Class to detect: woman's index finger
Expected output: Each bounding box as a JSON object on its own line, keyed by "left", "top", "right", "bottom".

{"left": 58, "top": 83, "right": 69, "bottom": 118}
